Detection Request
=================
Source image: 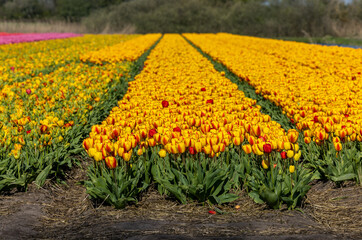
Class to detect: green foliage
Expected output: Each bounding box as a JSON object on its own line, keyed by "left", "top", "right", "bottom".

{"left": 304, "top": 140, "right": 362, "bottom": 185}
{"left": 247, "top": 162, "right": 312, "bottom": 209}
{"left": 83, "top": 0, "right": 362, "bottom": 37}
{"left": 151, "top": 152, "right": 239, "bottom": 205}
{"left": 86, "top": 159, "right": 150, "bottom": 209}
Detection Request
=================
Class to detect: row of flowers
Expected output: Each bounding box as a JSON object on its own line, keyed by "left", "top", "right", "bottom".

{"left": 83, "top": 34, "right": 308, "bottom": 209}
{"left": 0, "top": 32, "right": 23, "bottom": 36}
{"left": 184, "top": 33, "right": 362, "bottom": 185}
{"left": 0, "top": 33, "right": 81, "bottom": 45}
{"left": 80, "top": 34, "right": 162, "bottom": 64}
{"left": 0, "top": 34, "right": 136, "bottom": 88}
{"left": 84, "top": 34, "right": 301, "bottom": 169}
{"left": 183, "top": 33, "right": 362, "bottom": 150}
{"left": 0, "top": 34, "right": 147, "bottom": 191}
{"left": 1, "top": 61, "right": 131, "bottom": 160}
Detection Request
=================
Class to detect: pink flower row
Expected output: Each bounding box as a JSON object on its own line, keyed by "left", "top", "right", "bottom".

{"left": 0, "top": 32, "right": 24, "bottom": 36}
{"left": 0, "top": 33, "right": 82, "bottom": 45}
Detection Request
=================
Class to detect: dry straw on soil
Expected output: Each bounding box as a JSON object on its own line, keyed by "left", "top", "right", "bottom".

{"left": 1, "top": 158, "right": 360, "bottom": 239}
{"left": 305, "top": 181, "right": 362, "bottom": 238}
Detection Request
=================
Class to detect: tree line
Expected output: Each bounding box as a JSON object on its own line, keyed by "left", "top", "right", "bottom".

{"left": 1, "top": 0, "right": 361, "bottom": 37}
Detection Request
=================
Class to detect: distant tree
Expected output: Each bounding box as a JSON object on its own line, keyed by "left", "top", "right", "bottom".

{"left": 1, "top": 0, "right": 51, "bottom": 19}
{"left": 55, "top": 0, "right": 123, "bottom": 21}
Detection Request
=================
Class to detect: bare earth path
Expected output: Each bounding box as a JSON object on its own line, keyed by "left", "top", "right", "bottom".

{"left": 0, "top": 162, "right": 360, "bottom": 240}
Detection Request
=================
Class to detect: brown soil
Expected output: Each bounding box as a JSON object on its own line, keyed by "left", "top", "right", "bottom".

{"left": 0, "top": 161, "right": 361, "bottom": 240}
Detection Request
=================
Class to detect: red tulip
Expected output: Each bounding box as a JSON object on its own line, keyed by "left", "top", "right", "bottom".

{"left": 26, "top": 89, "right": 31, "bottom": 95}
{"left": 173, "top": 126, "right": 181, "bottom": 132}
{"left": 206, "top": 99, "right": 214, "bottom": 104}
{"left": 149, "top": 129, "right": 157, "bottom": 138}
{"left": 189, "top": 146, "right": 196, "bottom": 155}
{"left": 280, "top": 151, "right": 287, "bottom": 159}
{"left": 201, "top": 88, "right": 206, "bottom": 91}
{"left": 162, "top": 100, "right": 169, "bottom": 108}
{"left": 263, "top": 143, "right": 272, "bottom": 154}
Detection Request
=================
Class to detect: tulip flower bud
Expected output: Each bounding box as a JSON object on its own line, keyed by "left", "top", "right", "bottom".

{"left": 184, "top": 138, "right": 191, "bottom": 147}
{"left": 233, "top": 137, "right": 241, "bottom": 146}
{"left": 189, "top": 146, "right": 196, "bottom": 155}
{"left": 252, "top": 144, "right": 264, "bottom": 156}
{"left": 161, "top": 100, "right": 169, "bottom": 108}
{"left": 317, "top": 130, "right": 327, "bottom": 141}
{"left": 149, "top": 129, "right": 157, "bottom": 138}
{"left": 252, "top": 125, "right": 262, "bottom": 137}
{"left": 140, "top": 129, "right": 148, "bottom": 139}
{"left": 287, "top": 150, "right": 294, "bottom": 158}
{"left": 165, "top": 143, "right": 172, "bottom": 153}
{"left": 261, "top": 159, "right": 270, "bottom": 169}
{"left": 346, "top": 127, "right": 353, "bottom": 136}
{"left": 242, "top": 144, "right": 252, "bottom": 154}
{"left": 122, "top": 150, "right": 132, "bottom": 162}
{"left": 219, "top": 143, "right": 226, "bottom": 152}
{"left": 171, "top": 144, "right": 178, "bottom": 154}
{"left": 159, "top": 149, "right": 167, "bottom": 157}
{"left": 293, "top": 144, "right": 300, "bottom": 152}
{"left": 105, "top": 156, "right": 117, "bottom": 169}
{"left": 247, "top": 136, "right": 255, "bottom": 146}
{"left": 304, "top": 130, "right": 311, "bottom": 138}
{"left": 117, "top": 147, "right": 125, "bottom": 157}
{"left": 161, "top": 135, "right": 170, "bottom": 145}
{"left": 195, "top": 142, "right": 202, "bottom": 153}
{"left": 94, "top": 151, "right": 103, "bottom": 162}
{"left": 280, "top": 151, "right": 287, "bottom": 159}
{"left": 289, "top": 165, "right": 295, "bottom": 173}
{"left": 294, "top": 150, "right": 301, "bottom": 161}
{"left": 203, "top": 145, "right": 212, "bottom": 155}
{"left": 304, "top": 137, "right": 311, "bottom": 144}
{"left": 263, "top": 143, "right": 272, "bottom": 154}
{"left": 123, "top": 141, "right": 132, "bottom": 152}
{"left": 284, "top": 142, "right": 291, "bottom": 150}
{"left": 153, "top": 133, "right": 161, "bottom": 142}
{"left": 104, "top": 143, "right": 114, "bottom": 153}
{"left": 177, "top": 142, "right": 186, "bottom": 154}
{"left": 334, "top": 142, "right": 342, "bottom": 152}
{"left": 148, "top": 138, "right": 157, "bottom": 147}
{"left": 88, "top": 148, "right": 97, "bottom": 157}
{"left": 287, "top": 130, "right": 299, "bottom": 143}
{"left": 212, "top": 144, "right": 220, "bottom": 153}
{"left": 200, "top": 138, "right": 207, "bottom": 146}
{"left": 137, "top": 148, "right": 143, "bottom": 155}
{"left": 350, "top": 133, "right": 357, "bottom": 141}
{"left": 339, "top": 129, "right": 347, "bottom": 139}
{"left": 83, "top": 138, "right": 94, "bottom": 150}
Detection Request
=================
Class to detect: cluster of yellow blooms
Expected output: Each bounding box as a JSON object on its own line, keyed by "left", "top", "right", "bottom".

{"left": 184, "top": 33, "right": 362, "bottom": 150}
{"left": 80, "top": 34, "right": 161, "bottom": 64}
{"left": 83, "top": 34, "right": 301, "bottom": 170}
{"left": 0, "top": 34, "right": 136, "bottom": 87}
{"left": 1, "top": 59, "right": 131, "bottom": 159}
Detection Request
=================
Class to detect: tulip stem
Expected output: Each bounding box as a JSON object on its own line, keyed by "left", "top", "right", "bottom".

{"left": 112, "top": 169, "right": 116, "bottom": 185}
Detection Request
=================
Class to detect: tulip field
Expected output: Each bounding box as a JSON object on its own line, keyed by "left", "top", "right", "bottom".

{"left": 1, "top": 32, "right": 361, "bottom": 213}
